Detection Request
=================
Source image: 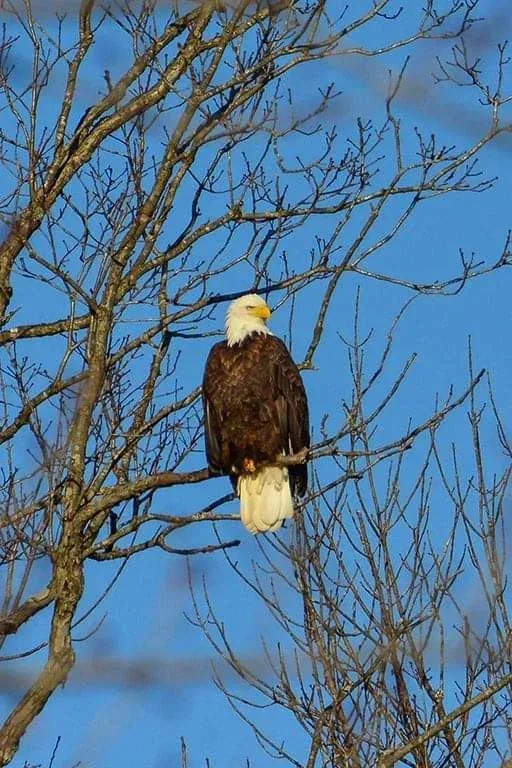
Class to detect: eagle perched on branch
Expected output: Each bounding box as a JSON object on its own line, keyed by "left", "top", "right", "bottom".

{"left": 202, "top": 294, "right": 310, "bottom": 533}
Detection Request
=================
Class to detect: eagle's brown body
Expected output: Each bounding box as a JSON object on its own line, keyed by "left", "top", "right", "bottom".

{"left": 202, "top": 333, "right": 309, "bottom": 497}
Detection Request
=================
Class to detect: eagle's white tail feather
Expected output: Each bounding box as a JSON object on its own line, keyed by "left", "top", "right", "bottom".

{"left": 238, "top": 466, "right": 293, "bottom": 534}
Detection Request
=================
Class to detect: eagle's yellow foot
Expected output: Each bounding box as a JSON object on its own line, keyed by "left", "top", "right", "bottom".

{"left": 242, "top": 458, "right": 256, "bottom": 473}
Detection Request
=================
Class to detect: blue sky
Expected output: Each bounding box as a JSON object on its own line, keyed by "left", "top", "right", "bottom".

{"left": 1, "top": 2, "right": 512, "bottom": 766}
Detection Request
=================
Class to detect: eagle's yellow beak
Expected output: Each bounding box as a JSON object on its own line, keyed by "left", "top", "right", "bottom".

{"left": 250, "top": 304, "right": 271, "bottom": 320}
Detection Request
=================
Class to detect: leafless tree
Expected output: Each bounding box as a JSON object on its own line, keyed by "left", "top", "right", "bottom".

{"left": 192, "top": 322, "right": 512, "bottom": 766}
{"left": 0, "top": 0, "right": 511, "bottom": 764}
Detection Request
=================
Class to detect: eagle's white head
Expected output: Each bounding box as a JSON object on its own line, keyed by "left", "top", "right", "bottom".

{"left": 225, "top": 293, "right": 273, "bottom": 346}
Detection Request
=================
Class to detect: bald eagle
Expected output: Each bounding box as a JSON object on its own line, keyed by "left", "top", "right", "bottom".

{"left": 202, "top": 294, "right": 310, "bottom": 533}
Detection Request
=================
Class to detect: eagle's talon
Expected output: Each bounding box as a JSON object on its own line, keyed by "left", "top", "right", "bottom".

{"left": 243, "top": 458, "right": 257, "bottom": 473}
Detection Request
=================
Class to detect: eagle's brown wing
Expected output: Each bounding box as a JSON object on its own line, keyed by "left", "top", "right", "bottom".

{"left": 202, "top": 335, "right": 310, "bottom": 496}
{"left": 202, "top": 341, "right": 227, "bottom": 475}
{"left": 268, "top": 336, "right": 310, "bottom": 496}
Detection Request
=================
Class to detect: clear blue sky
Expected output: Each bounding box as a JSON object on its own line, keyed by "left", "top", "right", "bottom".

{"left": 1, "top": 2, "right": 511, "bottom": 766}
